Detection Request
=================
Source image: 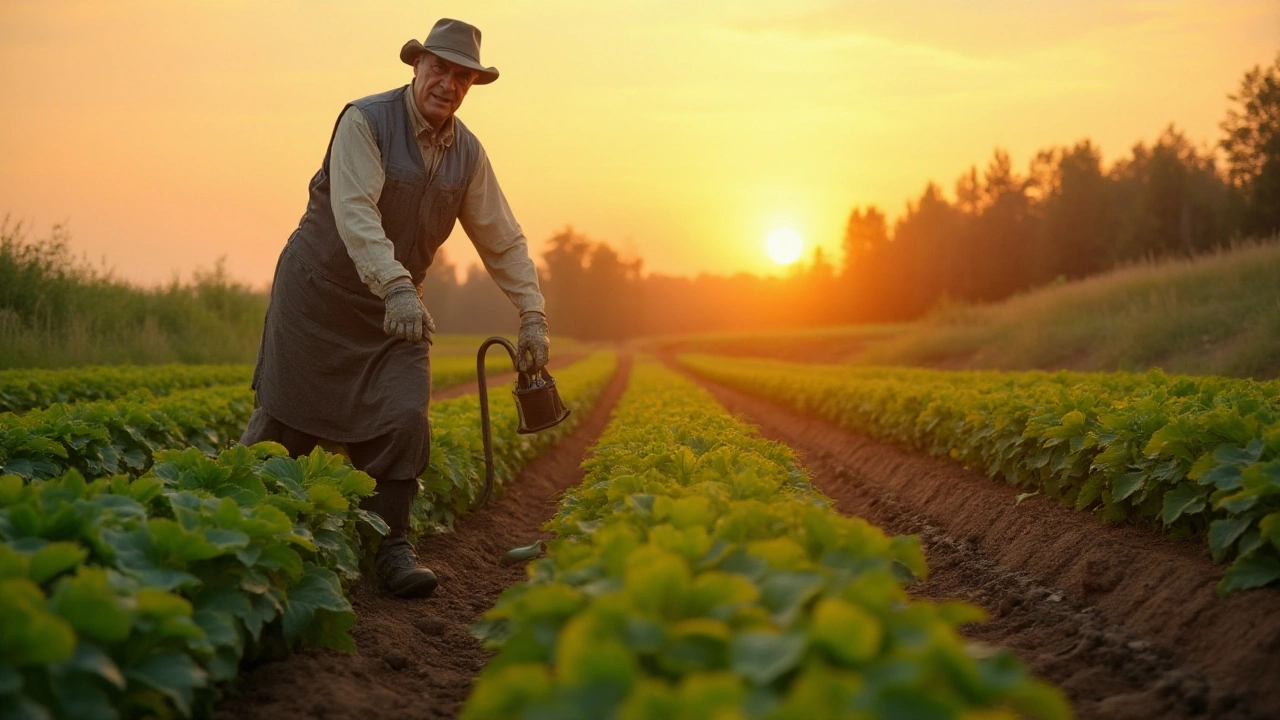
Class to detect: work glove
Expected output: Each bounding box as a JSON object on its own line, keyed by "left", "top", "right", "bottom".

{"left": 382, "top": 279, "right": 435, "bottom": 344}
{"left": 517, "top": 312, "right": 550, "bottom": 374}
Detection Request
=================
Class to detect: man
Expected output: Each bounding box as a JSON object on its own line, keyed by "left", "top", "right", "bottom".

{"left": 243, "top": 18, "right": 549, "bottom": 599}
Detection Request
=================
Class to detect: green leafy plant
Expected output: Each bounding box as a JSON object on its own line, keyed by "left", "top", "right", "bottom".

{"left": 0, "top": 442, "right": 381, "bottom": 720}
{"left": 680, "top": 354, "right": 1280, "bottom": 594}
{"left": 414, "top": 352, "right": 618, "bottom": 532}
{"left": 464, "top": 362, "right": 1069, "bottom": 720}
{"left": 0, "top": 364, "right": 253, "bottom": 415}
{"left": 0, "top": 386, "right": 255, "bottom": 481}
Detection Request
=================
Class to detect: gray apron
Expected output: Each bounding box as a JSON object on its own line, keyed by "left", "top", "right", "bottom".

{"left": 250, "top": 86, "right": 480, "bottom": 447}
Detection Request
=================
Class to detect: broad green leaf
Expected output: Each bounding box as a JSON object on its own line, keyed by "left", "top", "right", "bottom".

{"left": 148, "top": 518, "right": 225, "bottom": 563}
{"left": 555, "top": 614, "right": 636, "bottom": 693}
{"left": 460, "top": 664, "right": 553, "bottom": 720}
{"left": 48, "top": 568, "right": 131, "bottom": 644}
{"left": 1214, "top": 439, "right": 1265, "bottom": 466}
{"left": 674, "top": 672, "right": 746, "bottom": 717}
{"left": 1241, "top": 459, "right": 1280, "bottom": 492}
{"left": 27, "top": 542, "right": 88, "bottom": 585}
{"left": 260, "top": 457, "right": 307, "bottom": 497}
{"left": 624, "top": 551, "right": 691, "bottom": 618}
{"left": 256, "top": 543, "right": 304, "bottom": 581}
{"left": 1111, "top": 472, "right": 1145, "bottom": 502}
{"left": 49, "top": 673, "right": 117, "bottom": 720}
{"left": 339, "top": 470, "right": 376, "bottom": 499}
{"left": 0, "top": 579, "right": 76, "bottom": 665}
{"left": 662, "top": 618, "right": 730, "bottom": 674}
{"left": 1218, "top": 554, "right": 1280, "bottom": 594}
{"left": 124, "top": 651, "right": 208, "bottom": 718}
{"left": 1208, "top": 517, "right": 1254, "bottom": 562}
{"left": 686, "top": 572, "right": 759, "bottom": 618}
{"left": 135, "top": 587, "right": 194, "bottom": 619}
{"left": 1074, "top": 476, "right": 1103, "bottom": 510}
{"left": 305, "top": 484, "right": 349, "bottom": 513}
{"left": 1161, "top": 486, "right": 1206, "bottom": 525}
{"left": 0, "top": 474, "right": 25, "bottom": 506}
{"left": 746, "top": 537, "right": 809, "bottom": 569}
{"left": 758, "top": 571, "right": 824, "bottom": 626}
{"left": 192, "top": 608, "right": 241, "bottom": 653}
{"left": 1260, "top": 513, "right": 1280, "bottom": 552}
{"left": 203, "top": 528, "right": 250, "bottom": 552}
{"left": 281, "top": 565, "right": 352, "bottom": 645}
{"left": 730, "top": 631, "right": 807, "bottom": 684}
{"left": 0, "top": 544, "right": 32, "bottom": 580}
{"left": 61, "top": 642, "right": 126, "bottom": 690}
{"left": 1199, "top": 463, "right": 1244, "bottom": 491}
{"left": 810, "top": 598, "right": 882, "bottom": 665}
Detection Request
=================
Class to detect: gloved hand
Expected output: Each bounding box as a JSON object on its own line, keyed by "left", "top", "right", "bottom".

{"left": 382, "top": 279, "right": 435, "bottom": 344}
{"left": 517, "top": 312, "right": 550, "bottom": 373}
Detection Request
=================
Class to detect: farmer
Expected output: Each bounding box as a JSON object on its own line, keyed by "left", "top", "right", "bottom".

{"left": 242, "top": 18, "right": 549, "bottom": 599}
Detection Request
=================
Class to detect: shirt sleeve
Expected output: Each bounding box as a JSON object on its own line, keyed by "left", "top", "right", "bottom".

{"left": 458, "top": 144, "right": 547, "bottom": 316}
{"left": 329, "top": 106, "right": 412, "bottom": 299}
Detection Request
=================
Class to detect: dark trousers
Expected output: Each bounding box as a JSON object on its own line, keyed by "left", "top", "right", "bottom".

{"left": 240, "top": 408, "right": 428, "bottom": 549}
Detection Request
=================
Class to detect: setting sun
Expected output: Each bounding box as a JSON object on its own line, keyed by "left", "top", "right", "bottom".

{"left": 766, "top": 227, "right": 804, "bottom": 266}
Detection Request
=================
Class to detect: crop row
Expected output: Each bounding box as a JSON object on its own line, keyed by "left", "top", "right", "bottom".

{"left": 679, "top": 355, "right": 1280, "bottom": 594}
{"left": 1, "top": 386, "right": 256, "bottom": 481}
{"left": 0, "top": 351, "right": 583, "bottom": 484}
{"left": 1, "top": 352, "right": 620, "bottom": 720}
{"left": 0, "top": 365, "right": 253, "bottom": 415}
{"left": 1, "top": 443, "right": 381, "bottom": 720}
{"left": 0, "top": 355, "right": 515, "bottom": 418}
{"left": 415, "top": 352, "right": 618, "bottom": 531}
{"left": 463, "top": 361, "right": 1068, "bottom": 720}
{"left": 431, "top": 354, "right": 521, "bottom": 396}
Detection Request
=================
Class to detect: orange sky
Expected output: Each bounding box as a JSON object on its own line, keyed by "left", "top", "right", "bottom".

{"left": 1, "top": 1, "right": 1277, "bottom": 288}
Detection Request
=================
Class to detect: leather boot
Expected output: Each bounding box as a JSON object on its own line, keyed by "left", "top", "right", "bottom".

{"left": 360, "top": 479, "right": 438, "bottom": 599}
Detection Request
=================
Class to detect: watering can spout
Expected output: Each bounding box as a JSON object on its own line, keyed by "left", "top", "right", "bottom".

{"left": 475, "top": 336, "right": 571, "bottom": 505}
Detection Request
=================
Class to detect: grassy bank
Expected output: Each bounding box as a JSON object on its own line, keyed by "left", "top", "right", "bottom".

{"left": 0, "top": 221, "right": 266, "bottom": 368}
{"left": 857, "top": 235, "right": 1280, "bottom": 378}
{"left": 644, "top": 236, "right": 1280, "bottom": 379}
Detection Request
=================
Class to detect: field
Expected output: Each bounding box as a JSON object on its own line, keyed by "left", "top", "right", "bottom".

{"left": 4, "top": 329, "right": 1279, "bottom": 720}
{"left": 646, "top": 237, "right": 1280, "bottom": 380}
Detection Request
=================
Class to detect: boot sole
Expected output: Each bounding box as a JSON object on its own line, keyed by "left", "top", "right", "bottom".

{"left": 387, "top": 574, "right": 439, "bottom": 599}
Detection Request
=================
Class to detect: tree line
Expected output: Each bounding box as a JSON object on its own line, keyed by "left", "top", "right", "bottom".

{"left": 426, "top": 53, "right": 1280, "bottom": 339}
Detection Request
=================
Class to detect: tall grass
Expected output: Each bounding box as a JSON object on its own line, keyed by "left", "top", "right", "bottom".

{"left": 0, "top": 220, "right": 266, "bottom": 368}
{"left": 857, "top": 235, "right": 1280, "bottom": 378}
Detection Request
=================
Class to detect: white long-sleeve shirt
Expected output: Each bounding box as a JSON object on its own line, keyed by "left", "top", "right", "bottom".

{"left": 328, "top": 87, "right": 544, "bottom": 316}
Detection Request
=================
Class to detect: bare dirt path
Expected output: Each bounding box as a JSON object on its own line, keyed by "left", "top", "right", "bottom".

{"left": 674, "top": 366, "right": 1280, "bottom": 720}
{"left": 216, "top": 353, "right": 631, "bottom": 720}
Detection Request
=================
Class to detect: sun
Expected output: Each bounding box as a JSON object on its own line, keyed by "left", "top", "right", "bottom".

{"left": 765, "top": 227, "right": 804, "bottom": 266}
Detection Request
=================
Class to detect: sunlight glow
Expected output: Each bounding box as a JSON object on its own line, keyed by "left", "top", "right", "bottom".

{"left": 766, "top": 227, "right": 805, "bottom": 266}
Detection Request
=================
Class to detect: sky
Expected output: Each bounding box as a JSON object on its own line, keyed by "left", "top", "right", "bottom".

{"left": 0, "top": 0, "right": 1277, "bottom": 288}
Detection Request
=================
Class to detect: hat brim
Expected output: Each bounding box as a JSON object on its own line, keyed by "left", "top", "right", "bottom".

{"left": 400, "top": 39, "right": 499, "bottom": 85}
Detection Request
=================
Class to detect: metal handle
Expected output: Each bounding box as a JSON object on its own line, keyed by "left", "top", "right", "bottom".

{"left": 476, "top": 336, "right": 518, "bottom": 507}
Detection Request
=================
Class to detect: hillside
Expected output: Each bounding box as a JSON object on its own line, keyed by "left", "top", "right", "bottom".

{"left": 648, "top": 236, "right": 1280, "bottom": 379}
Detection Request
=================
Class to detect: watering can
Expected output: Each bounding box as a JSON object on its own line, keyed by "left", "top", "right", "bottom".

{"left": 475, "top": 336, "right": 570, "bottom": 505}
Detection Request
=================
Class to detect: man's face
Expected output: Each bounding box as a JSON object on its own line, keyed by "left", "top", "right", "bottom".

{"left": 413, "top": 53, "right": 479, "bottom": 129}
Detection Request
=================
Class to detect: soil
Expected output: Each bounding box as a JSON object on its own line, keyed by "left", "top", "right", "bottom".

{"left": 215, "top": 354, "right": 632, "bottom": 720}
{"left": 673, "top": 366, "right": 1280, "bottom": 720}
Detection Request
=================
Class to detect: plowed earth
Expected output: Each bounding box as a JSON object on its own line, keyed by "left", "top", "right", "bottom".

{"left": 673, "top": 365, "right": 1280, "bottom": 720}
{"left": 215, "top": 355, "right": 632, "bottom": 720}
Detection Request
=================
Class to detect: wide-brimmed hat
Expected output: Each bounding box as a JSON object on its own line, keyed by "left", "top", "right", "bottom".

{"left": 400, "top": 18, "right": 499, "bottom": 85}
